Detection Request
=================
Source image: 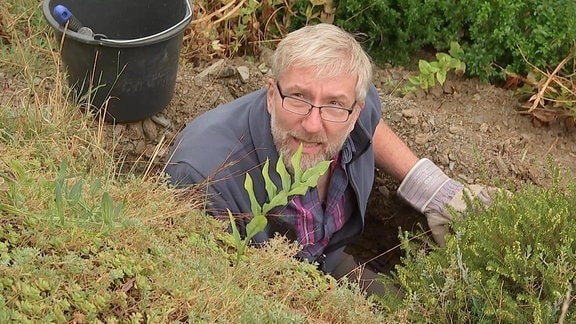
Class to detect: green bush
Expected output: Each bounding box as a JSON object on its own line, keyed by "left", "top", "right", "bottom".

{"left": 332, "top": 0, "right": 466, "bottom": 66}
{"left": 459, "top": 0, "right": 576, "bottom": 81}
{"left": 379, "top": 173, "right": 576, "bottom": 322}
{"left": 330, "top": 0, "right": 576, "bottom": 81}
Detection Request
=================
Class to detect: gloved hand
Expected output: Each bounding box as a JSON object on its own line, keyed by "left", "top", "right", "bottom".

{"left": 397, "top": 158, "right": 495, "bottom": 246}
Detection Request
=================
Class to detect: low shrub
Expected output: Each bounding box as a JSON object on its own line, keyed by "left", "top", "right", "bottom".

{"left": 332, "top": 0, "right": 576, "bottom": 82}
{"left": 379, "top": 170, "right": 575, "bottom": 322}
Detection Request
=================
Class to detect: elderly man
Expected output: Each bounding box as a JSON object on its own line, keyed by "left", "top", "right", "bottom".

{"left": 165, "top": 23, "right": 491, "bottom": 295}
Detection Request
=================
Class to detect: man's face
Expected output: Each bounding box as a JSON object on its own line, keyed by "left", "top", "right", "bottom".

{"left": 266, "top": 66, "right": 364, "bottom": 173}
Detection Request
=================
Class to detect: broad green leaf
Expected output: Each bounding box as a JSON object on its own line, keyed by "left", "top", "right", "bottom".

{"left": 426, "top": 73, "right": 435, "bottom": 89}
{"left": 68, "top": 179, "right": 84, "bottom": 204}
{"left": 276, "top": 154, "right": 291, "bottom": 192}
{"left": 291, "top": 144, "right": 304, "bottom": 181}
{"left": 418, "top": 60, "right": 431, "bottom": 74}
{"left": 263, "top": 191, "right": 288, "bottom": 213}
{"left": 100, "top": 192, "right": 114, "bottom": 226}
{"left": 455, "top": 61, "right": 466, "bottom": 74}
{"left": 244, "top": 173, "right": 261, "bottom": 217}
{"left": 408, "top": 75, "right": 421, "bottom": 86}
{"left": 437, "top": 70, "right": 447, "bottom": 85}
{"left": 303, "top": 160, "right": 328, "bottom": 185}
{"left": 288, "top": 184, "right": 309, "bottom": 196}
{"left": 436, "top": 52, "right": 450, "bottom": 63}
{"left": 449, "top": 41, "right": 463, "bottom": 58}
{"left": 301, "top": 160, "right": 331, "bottom": 183}
{"left": 262, "top": 158, "right": 277, "bottom": 200}
{"left": 246, "top": 214, "right": 267, "bottom": 240}
{"left": 428, "top": 62, "right": 441, "bottom": 73}
{"left": 227, "top": 209, "right": 242, "bottom": 247}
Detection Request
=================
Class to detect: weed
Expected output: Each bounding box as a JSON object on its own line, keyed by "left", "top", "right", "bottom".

{"left": 229, "top": 144, "right": 331, "bottom": 265}
{"left": 406, "top": 42, "right": 466, "bottom": 92}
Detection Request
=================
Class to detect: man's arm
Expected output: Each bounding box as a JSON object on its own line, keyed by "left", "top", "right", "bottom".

{"left": 372, "top": 119, "right": 419, "bottom": 181}
{"left": 372, "top": 118, "right": 497, "bottom": 246}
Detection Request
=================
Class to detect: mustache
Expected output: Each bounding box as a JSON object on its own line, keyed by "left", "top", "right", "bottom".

{"left": 288, "top": 132, "right": 327, "bottom": 145}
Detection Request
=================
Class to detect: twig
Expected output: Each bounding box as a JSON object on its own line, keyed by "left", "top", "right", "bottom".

{"left": 545, "top": 137, "right": 559, "bottom": 156}
{"left": 557, "top": 283, "right": 572, "bottom": 324}
{"left": 528, "top": 53, "right": 572, "bottom": 113}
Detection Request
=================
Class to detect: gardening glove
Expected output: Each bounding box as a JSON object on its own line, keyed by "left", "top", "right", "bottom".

{"left": 397, "top": 158, "right": 495, "bottom": 247}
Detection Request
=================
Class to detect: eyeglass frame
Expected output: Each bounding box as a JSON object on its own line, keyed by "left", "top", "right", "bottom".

{"left": 275, "top": 81, "right": 356, "bottom": 123}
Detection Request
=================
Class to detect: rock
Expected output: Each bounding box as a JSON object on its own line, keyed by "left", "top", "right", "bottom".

{"left": 126, "top": 121, "right": 145, "bottom": 139}
{"left": 414, "top": 133, "right": 430, "bottom": 145}
{"left": 408, "top": 116, "right": 419, "bottom": 126}
{"left": 401, "top": 109, "right": 420, "bottom": 118}
{"left": 151, "top": 114, "right": 171, "bottom": 128}
{"left": 134, "top": 139, "right": 146, "bottom": 155}
{"left": 195, "top": 59, "right": 224, "bottom": 79}
{"left": 389, "top": 112, "right": 403, "bottom": 123}
{"left": 237, "top": 66, "right": 250, "bottom": 82}
{"left": 449, "top": 125, "right": 464, "bottom": 134}
{"left": 142, "top": 118, "right": 158, "bottom": 142}
{"left": 429, "top": 84, "right": 444, "bottom": 98}
{"left": 438, "top": 153, "right": 450, "bottom": 166}
{"left": 442, "top": 80, "right": 455, "bottom": 94}
{"left": 195, "top": 59, "right": 236, "bottom": 80}
{"left": 257, "top": 63, "right": 269, "bottom": 74}
{"left": 495, "top": 155, "right": 508, "bottom": 174}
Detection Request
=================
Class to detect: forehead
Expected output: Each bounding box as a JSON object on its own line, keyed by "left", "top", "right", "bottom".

{"left": 279, "top": 66, "right": 357, "bottom": 98}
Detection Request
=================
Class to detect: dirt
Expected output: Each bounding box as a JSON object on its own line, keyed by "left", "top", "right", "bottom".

{"left": 7, "top": 54, "right": 574, "bottom": 273}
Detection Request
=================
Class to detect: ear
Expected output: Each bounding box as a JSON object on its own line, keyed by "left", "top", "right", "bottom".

{"left": 348, "top": 101, "right": 365, "bottom": 125}
{"left": 266, "top": 78, "right": 275, "bottom": 114}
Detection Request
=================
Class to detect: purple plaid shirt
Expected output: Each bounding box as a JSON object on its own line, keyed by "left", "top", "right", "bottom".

{"left": 269, "top": 153, "right": 354, "bottom": 260}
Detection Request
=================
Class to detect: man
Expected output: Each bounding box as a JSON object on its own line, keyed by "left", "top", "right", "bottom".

{"left": 165, "top": 23, "right": 492, "bottom": 295}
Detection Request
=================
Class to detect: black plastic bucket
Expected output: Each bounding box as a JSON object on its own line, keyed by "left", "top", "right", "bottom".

{"left": 43, "top": 0, "right": 193, "bottom": 123}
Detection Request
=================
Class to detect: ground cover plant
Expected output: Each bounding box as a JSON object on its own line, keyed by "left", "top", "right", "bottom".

{"left": 0, "top": 0, "right": 383, "bottom": 321}
{"left": 378, "top": 171, "right": 576, "bottom": 323}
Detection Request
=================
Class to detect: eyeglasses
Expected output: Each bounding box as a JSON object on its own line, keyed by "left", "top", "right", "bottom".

{"left": 276, "top": 82, "right": 355, "bottom": 123}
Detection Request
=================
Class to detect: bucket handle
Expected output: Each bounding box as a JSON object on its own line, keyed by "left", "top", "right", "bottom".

{"left": 97, "top": 0, "right": 192, "bottom": 45}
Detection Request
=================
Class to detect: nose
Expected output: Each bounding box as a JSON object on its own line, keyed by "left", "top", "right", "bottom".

{"left": 301, "top": 107, "right": 324, "bottom": 133}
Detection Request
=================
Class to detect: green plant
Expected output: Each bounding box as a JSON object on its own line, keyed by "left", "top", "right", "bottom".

{"left": 407, "top": 41, "right": 466, "bottom": 91}
{"left": 53, "top": 159, "right": 124, "bottom": 228}
{"left": 331, "top": 0, "right": 576, "bottom": 82}
{"left": 229, "top": 144, "right": 331, "bottom": 265}
{"left": 460, "top": 0, "right": 576, "bottom": 81}
{"left": 379, "top": 169, "right": 576, "bottom": 323}
{"left": 0, "top": 1, "right": 385, "bottom": 321}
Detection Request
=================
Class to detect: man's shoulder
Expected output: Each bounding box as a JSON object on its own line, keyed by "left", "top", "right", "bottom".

{"left": 178, "top": 88, "right": 266, "bottom": 137}
{"left": 167, "top": 88, "right": 268, "bottom": 175}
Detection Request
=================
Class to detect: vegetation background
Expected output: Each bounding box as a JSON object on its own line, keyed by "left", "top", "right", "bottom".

{"left": 1, "top": 0, "right": 575, "bottom": 322}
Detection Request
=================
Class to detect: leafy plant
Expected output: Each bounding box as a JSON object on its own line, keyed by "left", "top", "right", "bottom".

{"left": 459, "top": 0, "right": 576, "bottom": 81}
{"left": 407, "top": 41, "right": 466, "bottom": 91}
{"left": 229, "top": 144, "right": 331, "bottom": 265}
{"left": 379, "top": 169, "right": 576, "bottom": 323}
{"left": 53, "top": 159, "right": 124, "bottom": 228}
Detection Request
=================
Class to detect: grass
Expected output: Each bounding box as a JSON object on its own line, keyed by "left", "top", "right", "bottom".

{"left": 0, "top": 1, "right": 385, "bottom": 322}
